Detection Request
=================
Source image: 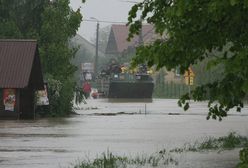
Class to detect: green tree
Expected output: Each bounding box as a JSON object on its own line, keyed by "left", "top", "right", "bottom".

{"left": 38, "top": 0, "right": 82, "bottom": 116}
{"left": 0, "top": 0, "right": 47, "bottom": 38}
{"left": 127, "top": 0, "right": 248, "bottom": 121}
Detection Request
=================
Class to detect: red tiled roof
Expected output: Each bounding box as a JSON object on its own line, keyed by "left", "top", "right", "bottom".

{"left": 0, "top": 40, "right": 40, "bottom": 88}
{"left": 108, "top": 24, "right": 156, "bottom": 53}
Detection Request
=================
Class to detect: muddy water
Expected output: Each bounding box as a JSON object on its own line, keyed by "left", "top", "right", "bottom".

{"left": 0, "top": 99, "right": 248, "bottom": 168}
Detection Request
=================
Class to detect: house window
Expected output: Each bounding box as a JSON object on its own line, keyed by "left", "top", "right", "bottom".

{"left": 175, "top": 66, "right": 181, "bottom": 77}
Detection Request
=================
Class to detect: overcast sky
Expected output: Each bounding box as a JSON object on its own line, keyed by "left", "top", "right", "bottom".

{"left": 70, "top": 0, "right": 140, "bottom": 41}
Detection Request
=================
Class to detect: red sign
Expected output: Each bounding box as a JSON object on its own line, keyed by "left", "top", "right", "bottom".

{"left": 3, "top": 89, "right": 16, "bottom": 111}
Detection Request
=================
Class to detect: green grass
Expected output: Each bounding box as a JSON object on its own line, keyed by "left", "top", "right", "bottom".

{"left": 74, "top": 151, "right": 178, "bottom": 168}
{"left": 169, "top": 132, "right": 248, "bottom": 153}
{"left": 74, "top": 132, "right": 248, "bottom": 168}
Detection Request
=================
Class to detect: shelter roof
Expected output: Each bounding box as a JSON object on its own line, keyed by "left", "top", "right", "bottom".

{"left": 0, "top": 39, "right": 43, "bottom": 89}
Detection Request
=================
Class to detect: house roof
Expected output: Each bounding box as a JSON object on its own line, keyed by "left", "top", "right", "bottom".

{"left": 0, "top": 39, "right": 43, "bottom": 88}
{"left": 70, "top": 34, "right": 105, "bottom": 57}
{"left": 106, "top": 24, "right": 157, "bottom": 54}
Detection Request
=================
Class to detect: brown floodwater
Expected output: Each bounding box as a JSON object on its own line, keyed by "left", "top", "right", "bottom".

{"left": 0, "top": 99, "right": 247, "bottom": 168}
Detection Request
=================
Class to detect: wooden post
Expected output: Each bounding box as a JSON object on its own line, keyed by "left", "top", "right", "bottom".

{"left": 16, "top": 89, "right": 20, "bottom": 120}
{"left": 188, "top": 70, "right": 191, "bottom": 99}
{"left": 145, "top": 104, "right": 147, "bottom": 115}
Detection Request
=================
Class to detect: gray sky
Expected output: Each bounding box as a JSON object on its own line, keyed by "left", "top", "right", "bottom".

{"left": 70, "top": 0, "right": 140, "bottom": 41}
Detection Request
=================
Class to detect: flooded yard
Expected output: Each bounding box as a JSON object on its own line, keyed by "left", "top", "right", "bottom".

{"left": 0, "top": 99, "right": 248, "bottom": 168}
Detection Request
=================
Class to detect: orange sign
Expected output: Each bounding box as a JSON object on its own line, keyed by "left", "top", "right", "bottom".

{"left": 184, "top": 67, "right": 195, "bottom": 85}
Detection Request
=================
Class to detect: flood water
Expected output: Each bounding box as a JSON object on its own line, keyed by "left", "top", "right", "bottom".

{"left": 0, "top": 99, "right": 248, "bottom": 168}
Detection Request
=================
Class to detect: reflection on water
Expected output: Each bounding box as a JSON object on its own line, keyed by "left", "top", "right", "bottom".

{"left": 0, "top": 99, "right": 247, "bottom": 168}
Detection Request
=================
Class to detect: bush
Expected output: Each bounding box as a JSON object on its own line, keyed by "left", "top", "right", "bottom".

{"left": 37, "top": 75, "right": 76, "bottom": 117}
{"left": 237, "top": 147, "right": 248, "bottom": 168}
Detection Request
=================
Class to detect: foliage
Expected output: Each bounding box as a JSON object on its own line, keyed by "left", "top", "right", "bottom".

{"left": 0, "top": 0, "right": 47, "bottom": 38}
{"left": 238, "top": 147, "right": 248, "bottom": 168}
{"left": 171, "top": 132, "right": 248, "bottom": 167}
{"left": 74, "top": 132, "right": 248, "bottom": 168}
{"left": 74, "top": 151, "right": 178, "bottom": 168}
{"left": 0, "top": 0, "right": 83, "bottom": 116}
{"left": 169, "top": 132, "right": 248, "bottom": 153}
{"left": 127, "top": 0, "right": 248, "bottom": 120}
{"left": 75, "top": 86, "right": 85, "bottom": 105}
{"left": 45, "top": 76, "right": 62, "bottom": 116}
{"left": 39, "top": 0, "right": 81, "bottom": 76}
{"left": 39, "top": 0, "right": 82, "bottom": 116}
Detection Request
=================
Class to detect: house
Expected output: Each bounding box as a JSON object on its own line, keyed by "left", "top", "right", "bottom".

{"left": 0, "top": 39, "right": 44, "bottom": 119}
{"left": 105, "top": 24, "right": 157, "bottom": 55}
{"left": 105, "top": 24, "right": 185, "bottom": 84}
{"left": 70, "top": 34, "right": 106, "bottom": 85}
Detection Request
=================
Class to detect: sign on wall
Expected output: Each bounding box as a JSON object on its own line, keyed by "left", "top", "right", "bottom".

{"left": 36, "top": 84, "right": 49, "bottom": 106}
{"left": 3, "top": 89, "right": 16, "bottom": 111}
{"left": 184, "top": 67, "right": 195, "bottom": 85}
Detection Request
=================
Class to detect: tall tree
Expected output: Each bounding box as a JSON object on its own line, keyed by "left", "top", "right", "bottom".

{"left": 127, "top": 0, "right": 248, "bottom": 120}
{"left": 39, "top": 0, "right": 82, "bottom": 116}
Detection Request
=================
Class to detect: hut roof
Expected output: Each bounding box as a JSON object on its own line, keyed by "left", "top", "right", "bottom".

{"left": 0, "top": 39, "right": 43, "bottom": 89}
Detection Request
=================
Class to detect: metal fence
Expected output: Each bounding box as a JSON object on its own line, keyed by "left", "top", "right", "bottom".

{"left": 153, "top": 82, "right": 190, "bottom": 99}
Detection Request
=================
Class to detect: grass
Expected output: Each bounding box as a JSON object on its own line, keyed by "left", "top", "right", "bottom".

{"left": 169, "top": 132, "right": 248, "bottom": 153}
{"left": 74, "top": 132, "right": 248, "bottom": 168}
{"left": 74, "top": 150, "right": 178, "bottom": 168}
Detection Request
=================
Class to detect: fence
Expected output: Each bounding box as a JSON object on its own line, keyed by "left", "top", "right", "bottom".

{"left": 153, "top": 82, "right": 190, "bottom": 99}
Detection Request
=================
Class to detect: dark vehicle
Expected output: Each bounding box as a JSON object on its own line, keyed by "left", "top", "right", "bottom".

{"left": 100, "top": 60, "right": 154, "bottom": 102}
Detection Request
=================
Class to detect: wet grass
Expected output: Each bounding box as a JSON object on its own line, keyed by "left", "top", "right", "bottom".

{"left": 169, "top": 132, "right": 248, "bottom": 153}
{"left": 74, "top": 132, "right": 248, "bottom": 168}
{"left": 237, "top": 147, "right": 248, "bottom": 168}
{"left": 74, "top": 151, "right": 178, "bottom": 168}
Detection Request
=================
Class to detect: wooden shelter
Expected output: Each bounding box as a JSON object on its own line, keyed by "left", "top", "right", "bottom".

{"left": 0, "top": 40, "right": 44, "bottom": 119}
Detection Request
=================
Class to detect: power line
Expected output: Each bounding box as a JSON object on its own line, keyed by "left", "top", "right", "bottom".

{"left": 119, "top": 0, "right": 140, "bottom": 3}
{"left": 83, "top": 19, "right": 128, "bottom": 24}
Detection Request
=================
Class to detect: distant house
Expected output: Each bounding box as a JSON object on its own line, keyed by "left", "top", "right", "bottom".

{"left": 0, "top": 40, "right": 44, "bottom": 119}
{"left": 70, "top": 34, "right": 105, "bottom": 85}
{"left": 106, "top": 24, "right": 157, "bottom": 55}
{"left": 105, "top": 24, "right": 184, "bottom": 84}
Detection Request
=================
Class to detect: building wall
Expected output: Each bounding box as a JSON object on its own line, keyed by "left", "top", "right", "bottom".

{"left": 20, "top": 88, "right": 35, "bottom": 119}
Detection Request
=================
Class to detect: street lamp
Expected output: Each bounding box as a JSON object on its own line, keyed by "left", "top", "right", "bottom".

{"left": 90, "top": 17, "right": 99, "bottom": 76}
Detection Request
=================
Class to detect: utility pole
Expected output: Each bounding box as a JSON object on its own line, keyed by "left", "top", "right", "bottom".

{"left": 94, "top": 21, "right": 99, "bottom": 75}
{"left": 138, "top": 17, "right": 143, "bottom": 46}
{"left": 90, "top": 17, "right": 100, "bottom": 76}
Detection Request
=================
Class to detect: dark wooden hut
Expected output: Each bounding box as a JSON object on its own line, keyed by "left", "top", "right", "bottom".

{"left": 0, "top": 40, "right": 44, "bottom": 119}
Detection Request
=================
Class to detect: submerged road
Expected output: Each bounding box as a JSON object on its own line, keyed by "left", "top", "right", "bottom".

{"left": 0, "top": 99, "right": 247, "bottom": 168}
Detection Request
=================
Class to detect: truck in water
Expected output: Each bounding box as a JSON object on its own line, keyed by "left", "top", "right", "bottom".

{"left": 98, "top": 60, "right": 154, "bottom": 102}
